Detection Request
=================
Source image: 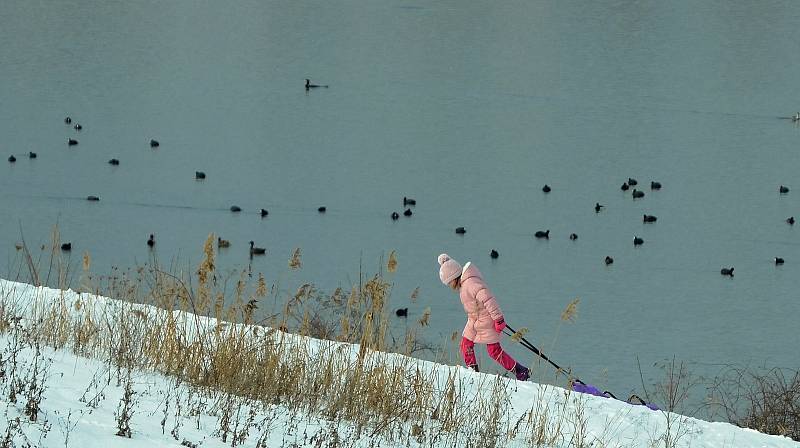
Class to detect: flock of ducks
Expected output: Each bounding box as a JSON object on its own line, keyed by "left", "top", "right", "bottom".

{"left": 7, "top": 93, "right": 421, "bottom": 260}
{"left": 6, "top": 95, "right": 795, "bottom": 278}
{"left": 481, "top": 176, "right": 792, "bottom": 277}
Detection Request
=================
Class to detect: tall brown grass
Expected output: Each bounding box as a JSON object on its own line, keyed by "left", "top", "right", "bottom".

{"left": 0, "top": 231, "right": 620, "bottom": 446}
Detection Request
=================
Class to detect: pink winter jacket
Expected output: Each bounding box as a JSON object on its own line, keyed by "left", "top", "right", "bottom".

{"left": 458, "top": 262, "right": 504, "bottom": 344}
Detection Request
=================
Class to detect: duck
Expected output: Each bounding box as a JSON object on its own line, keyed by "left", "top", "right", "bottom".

{"left": 68, "top": 138, "right": 78, "bottom": 146}
{"left": 64, "top": 116, "right": 72, "bottom": 124}
{"left": 455, "top": 227, "right": 466, "bottom": 234}
{"left": 147, "top": 234, "right": 155, "bottom": 248}
{"left": 87, "top": 195, "right": 100, "bottom": 201}
{"left": 403, "top": 208, "right": 412, "bottom": 217}
{"left": 542, "top": 184, "right": 551, "bottom": 193}
{"left": 788, "top": 216, "right": 796, "bottom": 225}
{"left": 643, "top": 214, "right": 657, "bottom": 223}
{"left": 775, "top": 257, "right": 785, "bottom": 265}
{"left": 627, "top": 178, "right": 638, "bottom": 186}
{"left": 490, "top": 249, "right": 499, "bottom": 259}
{"left": 391, "top": 212, "right": 399, "bottom": 220}
{"left": 534, "top": 230, "right": 550, "bottom": 239}
{"left": 395, "top": 308, "right": 408, "bottom": 317}
{"left": 61, "top": 242, "right": 72, "bottom": 251}
{"left": 260, "top": 208, "right": 269, "bottom": 217}
{"left": 305, "top": 79, "right": 328, "bottom": 89}
{"left": 74, "top": 123, "right": 82, "bottom": 131}
{"left": 632, "top": 189, "right": 645, "bottom": 199}
{"left": 195, "top": 171, "right": 206, "bottom": 180}
{"left": 150, "top": 139, "right": 160, "bottom": 148}
{"left": 403, "top": 196, "right": 416, "bottom": 206}
{"left": 217, "top": 237, "right": 231, "bottom": 248}
{"left": 633, "top": 236, "right": 644, "bottom": 246}
{"left": 230, "top": 205, "right": 242, "bottom": 212}
{"left": 604, "top": 256, "right": 614, "bottom": 265}
{"left": 28, "top": 152, "right": 37, "bottom": 159}
{"left": 720, "top": 267, "right": 734, "bottom": 277}
{"left": 779, "top": 185, "right": 790, "bottom": 194}
{"left": 318, "top": 206, "right": 327, "bottom": 213}
{"left": 7, "top": 155, "right": 15, "bottom": 163}
{"left": 109, "top": 158, "right": 120, "bottom": 165}
{"left": 793, "top": 112, "right": 800, "bottom": 122}
{"left": 249, "top": 241, "right": 266, "bottom": 255}
{"left": 620, "top": 182, "right": 630, "bottom": 191}
{"left": 569, "top": 233, "right": 578, "bottom": 240}
{"left": 651, "top": 181, "right": 662, "bottom": 190}
{"left": 595, "top": 202, "right": 604, "bottom": 213}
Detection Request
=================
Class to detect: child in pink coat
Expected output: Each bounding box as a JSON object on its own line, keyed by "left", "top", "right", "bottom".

{"left": 438, "top": 253, "right": 530, "bottom": 381}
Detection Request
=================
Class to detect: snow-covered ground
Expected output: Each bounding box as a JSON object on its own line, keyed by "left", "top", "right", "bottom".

{"left": 0, "top": 278, "right": 796, "bottom": 447}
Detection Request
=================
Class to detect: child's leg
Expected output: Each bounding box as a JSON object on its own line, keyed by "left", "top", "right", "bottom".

{"left": 460, "top": 337, "right": 478, "bottom": 370}
{"left": 486, "top": 342, "right": 517, "bottom": 371}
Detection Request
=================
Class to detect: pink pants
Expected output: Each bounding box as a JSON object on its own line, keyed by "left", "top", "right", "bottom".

{"left": 460, "top": 337, "right": 517, "bottom": 371}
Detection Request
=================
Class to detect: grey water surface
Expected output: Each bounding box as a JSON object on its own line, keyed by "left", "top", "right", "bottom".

{"left": 2, "top": 0, "right": 799, "bottom": 405}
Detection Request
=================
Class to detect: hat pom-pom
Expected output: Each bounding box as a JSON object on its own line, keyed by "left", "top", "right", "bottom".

{"left": 438, "top": 253, "right": 450, "bottom": 266}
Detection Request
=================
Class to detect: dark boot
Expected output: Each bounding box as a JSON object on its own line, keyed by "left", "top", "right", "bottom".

{"left": 514, "top": 363, "right": 530, "bottom": 381}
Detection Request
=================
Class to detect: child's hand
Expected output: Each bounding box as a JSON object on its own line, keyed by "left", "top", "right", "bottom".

{"left": 494, "top": 318, "right": 506, "bottom": 333}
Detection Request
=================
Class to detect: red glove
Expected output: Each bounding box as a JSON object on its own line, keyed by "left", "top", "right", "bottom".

{"left": 494, "top": 318, "right": 506, "bottom": 333}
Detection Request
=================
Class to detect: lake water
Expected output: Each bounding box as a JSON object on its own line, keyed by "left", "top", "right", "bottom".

{"left": 2, "top": 0, "right": 799, "bottom": 407}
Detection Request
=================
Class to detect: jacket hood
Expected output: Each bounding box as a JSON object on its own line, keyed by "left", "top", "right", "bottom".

{"left": 461, "top": 262, "right": 482, "bottom": 282}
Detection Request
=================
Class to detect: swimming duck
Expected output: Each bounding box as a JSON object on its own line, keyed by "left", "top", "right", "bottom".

{"left": 249, "top": 241, "right": 266, "bottom": 255}
{"left": 403, "top": 196, "right": 416, "bottom": 206}
{"left": 318, "top": 206, "right": 327, "bottom": 213}
{"left": 633, "top": 236, "right": 644, "bottom": 246}
{"left": 260, "top": 208, "right": 269, "bottom": 217}
{"left": 534, "top": 230, "right": 550, "bottom": 239}
{"left": 150, "top": 139, "right": 160, "bottom": 148}
{"left": 391, "top": 212, "right": 399, "bottom": 220}
{"left": 61, "top": 242, "right": 72, "bottom": 251}
{"left": 620, "top": 182, "right": 629, "bottom": 191}
{"left": 720, "top": 267, "right": 734, "bottom": 277}
{"left": 217, "top": 237, "right": 231, "bottom": 248}
{"left": 650, "top": 181, "right": 662, "bottom": 190}
{"left": 632, "top": 189, "right": 645, "bottom": 199}
{"left": 395, "top": 308, "right": 408, "bottom": 317}
{"left": 455, "top": 227, "right": 466, "bottom": 234}
{"left": 775, "top": 257, "right": 785, "bottom": 265}
{"left": 490, "top": 249, "right": 499, "bottom": 259}
{"left": 595, "top": 202, "right": 604, "bottom": 213}
{"left": 569, "top": 233, "right": 578, "bottom": 240}
{"left": 305, "top": 79, "right": 328, "bottom": 89}
{"left": 74, "top": 124, "right": 82, "bottom": 131}
{"left": 779, "top": 185, "right": 790, "bottom": 194}
{"left": 604, "top": 256, "right": 614, "bottom": 265}
{"left": 68, "top": 138, "right": 78, "bottom": 146}
{"left": 542, "top": 184, "right": 551, "bottom": 193}
{"left": 28, "top": 152, "right": 37, "bottom": 159}
{"left": 64, "top": 117, "right": 72, "bottom": 124}
{"left": 147, "top": 234, "right": 155, "bottom": 248}
{"left": 643, "top": 214, "right": 657, "bottom": 223}
{"left": 230, "top": 206, "right": 241, "bottom": 212}
{"left": 87, "top": 196, "right": 100, "bottom": 201}
{"left": 788, "top": 216, "right": 795, "bottom": 225}
{"left": 8, "top": 155, "right": 15, "bottom": 163}
{"left": 195, "top": 171, "right": 206, "bottom": 180}
{"left": 109, "top": 158, "right": 120, "bottom": 165}
{"left": 403, "top": 208, "right": 412, "bottom": 217}
{"left": 628, "top": 178, "right": 638, "bottom": 186}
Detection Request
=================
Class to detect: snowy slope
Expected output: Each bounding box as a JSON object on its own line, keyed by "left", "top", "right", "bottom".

{"left": 0, "top": 278, "right": 796, "bottom": 448}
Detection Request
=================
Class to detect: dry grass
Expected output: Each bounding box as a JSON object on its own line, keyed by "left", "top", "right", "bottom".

{"left": 0, "top": 231, "right": 626, "bottom": 447}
